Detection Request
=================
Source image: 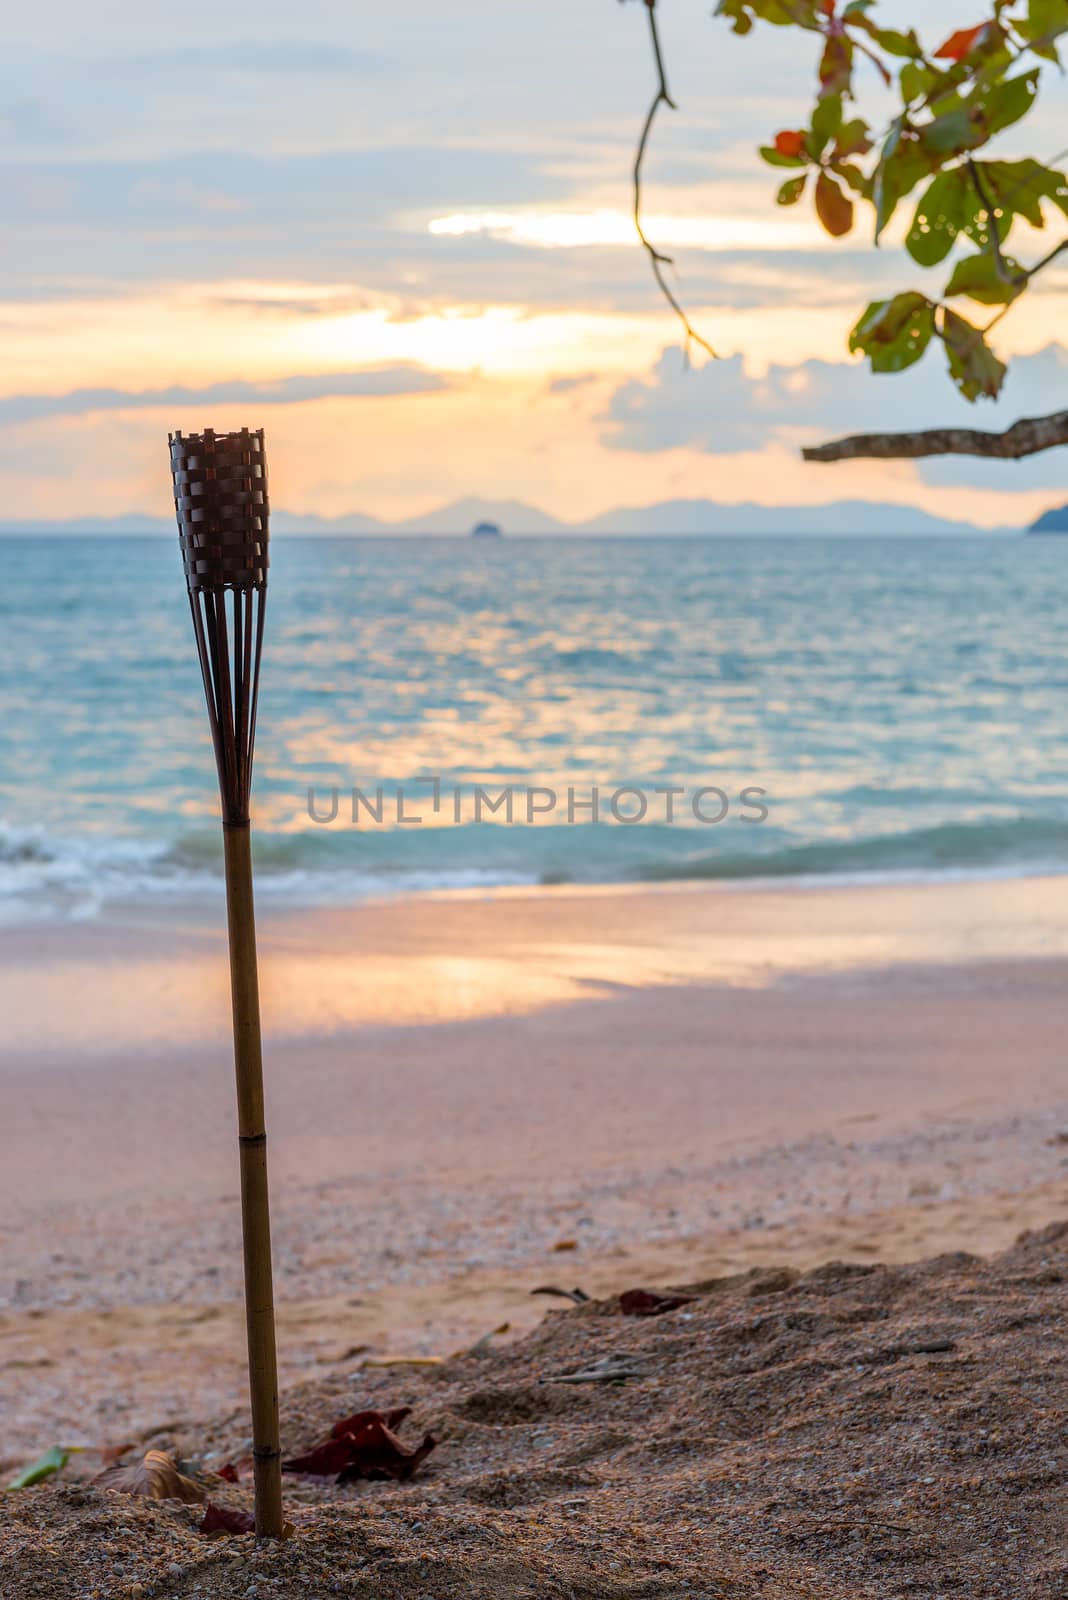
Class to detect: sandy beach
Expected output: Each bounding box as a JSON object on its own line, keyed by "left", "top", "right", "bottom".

{"left": 2, "top": 871, "right": 1068, "bottom": 1475}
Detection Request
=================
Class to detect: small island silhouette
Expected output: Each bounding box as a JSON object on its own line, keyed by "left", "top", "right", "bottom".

{"left": 470, "top": 521, "right": 502, "bottom": 538}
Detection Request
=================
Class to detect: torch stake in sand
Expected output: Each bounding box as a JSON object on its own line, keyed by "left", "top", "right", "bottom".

{"left": 169, "top": 426, "right": 284, "bottom": 1538}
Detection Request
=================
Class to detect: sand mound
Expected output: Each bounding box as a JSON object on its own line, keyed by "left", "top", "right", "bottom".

{"left": 4, "top": 1223, "right": 1068, "bottom": 1599}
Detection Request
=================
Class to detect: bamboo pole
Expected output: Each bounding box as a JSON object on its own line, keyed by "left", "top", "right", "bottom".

{"left": 223, "top": 820, "right": 283, "bottom": 1537}
{"left": 168, "top": 426, "right": 284, "bottom": 1539}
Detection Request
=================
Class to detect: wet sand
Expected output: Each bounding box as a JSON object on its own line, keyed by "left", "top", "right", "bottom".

{"left": 2, "top": 874, "right": 1067, "bottom": 1463}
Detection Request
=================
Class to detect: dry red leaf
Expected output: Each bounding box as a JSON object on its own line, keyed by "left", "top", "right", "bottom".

{"left": 619, "top": 1289, "right": 696, "bottom": 1317}
{"left": 283, "top": 1407, "right": 436, "bottom": 1484}
{"left": 216, "top": 1463, "right": 240, "bottom": 1484}
{"left": 94, "top": 1449, "right": 205, "bottom": 1504}
{"left": 281, "top": 1436, "right": 357, "bottom": 1476}
{"left": 329, "top": 1407, "right": 410, "bottom": 1439}
{"left": 337, "top": 1417, "right": 437, "bottom": 1484}
{"left": 200, "top": 1502, "right": 255, "bottom": 1537}
{"left": 934, "top": 23, "right": 989, "bottom": 61}
{"left": 774, "top": 130, "right": 806, "bottom": 158}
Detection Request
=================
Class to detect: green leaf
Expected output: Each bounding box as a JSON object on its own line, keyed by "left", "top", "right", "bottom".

{"left": 900, "top": 60, "right": 938, "bottom": 102}
{"left": 7, "top": 1447, "right": 69, "bottom": 1491}
{"left": 1019, "top": 0, "right": 1068, "bottom": 60}
{"left": 760, "top": 145, "right": 808, "bottom": 168}
{"left": 777, "top": 175, "right": 807, "bottom": 206}
{"left": 874, "top": 122, "right": 931, "bottom": 241}
{"left": 714, "top": 0, "right": 821, "bottom": 31}
{"left": 810, "top": 93, "right": 843, "bottom": 157}
{"left": 815, "top": 171, "right": 854, "bottom": 236}
{"left": 833, "top": 161, "right": 872, "bottom": 198}
{"left": 850, "top": 15, "right": 924, "bottom": 57}
{"left": 941, "top": 309, "right": 1007, "bottom": 399}
{"left": 921, "top": 104, "right": 981, "bottom": 156}
{"left": 944, "top": 250, "right": 1026, "bottom": 305}
{"left": 906, "top": 170, "right": 979, "bottom": 267}
{"left": 982, "top": 70, "right": 1041, "bottom": 139}
{"left": 972, "top": 159, "right": 1068, "bottom": 232}
{"left": 920, "top": 70, "right": 1040, "bottom": 160}
{"left": 850, "top": 292, "right": 936, "bottom": 373}
{"left": 835, "top": 118, "right": 873, "bottom": 158}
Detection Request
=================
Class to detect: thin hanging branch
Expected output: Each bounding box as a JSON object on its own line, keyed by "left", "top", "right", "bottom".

{"left": 803, "top": 409, "right": 1068, "bottom": 463}
{"left": 631, "top": 0, "right": 717, "bottom": 360}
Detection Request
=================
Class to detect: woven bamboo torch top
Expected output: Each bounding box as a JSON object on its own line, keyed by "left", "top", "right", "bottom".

{"left": 169, "top": 427, "right": 270, "bottom": 592}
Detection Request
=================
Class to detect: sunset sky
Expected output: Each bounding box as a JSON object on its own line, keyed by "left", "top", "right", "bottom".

{"left": 4, "top": 0, "right": 1067, "bottom": 529}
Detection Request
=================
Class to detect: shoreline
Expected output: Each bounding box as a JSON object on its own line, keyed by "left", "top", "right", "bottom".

{"left": 5, "top": 868, "right": 1068, "bottom": 1055}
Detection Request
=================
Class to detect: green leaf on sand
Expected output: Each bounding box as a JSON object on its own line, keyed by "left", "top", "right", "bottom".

{"left": 7, "top": 1447, "right": 69, "bottom": 1490}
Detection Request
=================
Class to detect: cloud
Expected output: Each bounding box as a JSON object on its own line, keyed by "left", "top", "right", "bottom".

{"left": 601, "top": 343, "right": 1068, "bottom": 489}
{"left": 0, "top": 367, "right": 450, "bottom": 424}
{"left": 102, "top": 42, "right": 384, "bottom": 76}
{"left": 546, "top": 373, "right": 599, "bottom": 394}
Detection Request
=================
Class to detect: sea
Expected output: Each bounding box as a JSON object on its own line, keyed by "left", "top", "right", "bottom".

{"left": 3, "top": 531, "right": 1068, "bottom": 922}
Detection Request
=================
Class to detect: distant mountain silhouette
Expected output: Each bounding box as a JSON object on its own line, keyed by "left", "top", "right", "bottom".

{"left": 1030, "top": 504, "right": 1068, "bottom": 533}
{"left": 0, "top": 497, "right": 1023, "bottom": 538}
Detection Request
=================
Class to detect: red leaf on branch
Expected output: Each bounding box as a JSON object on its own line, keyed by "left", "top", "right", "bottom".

{"left": 619, "top": 1289, "right": 696, "bottom": 1317}
{"left": 934, "top": 23, "right": 989, "bottom": 61}
{"left": 819, "top": 32, "right": 853, "bottom": 96}
{"left": 774, "top": 130, "right": 806, "bottom": 158}
{"left": 815, "top": 171, "right": 855, "bottom": 237}
{"left": 200, "top": 1502, "right": 255, "bottom": 1537}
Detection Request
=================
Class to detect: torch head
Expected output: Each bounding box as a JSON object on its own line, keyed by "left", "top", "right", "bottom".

{"left": 169, "top": 427, "right": 269, "bottom": 593}
{"left": 169, "top": 427, "right": 270, "bottom": 826}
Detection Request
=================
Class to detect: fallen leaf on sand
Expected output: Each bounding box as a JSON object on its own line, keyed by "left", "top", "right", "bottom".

{"left": 362, "top": 1355, "right": 443, "bottom": 1369}
{"left": 462, "top": 1323, "right": 511, "bottom": 1356}
{"left": 95, "top": 1449, "right": 205, "bottom": 1504}
{"left": 619, "top": 1289, "right": 696, "bottom": 1317}
{"left": 337, "top": 1418, "right": 436, "bottom": 1485}
{"left": 199, "top": 1502, "right": 255, "bottom": 1537}
{"left": 330, "top": 1407, "right": 411, "bottom": 1438}
{"left": 7, "top": 1446, "right": 70, "bottom": 1491}
{"left": 545, "top": 1354, "right": 650, "bottom": 1384}
{"left": 552, "top": 1239, "right": 578, "bottom": 1252}
{"left": 284, "top": 1409, "right": 436, "bottom": 1484}
{"left": 216, "top": 1463, "right": 240, "bottom": 1484}
{"left": 280, "top": 1436, "right": 355, "bottom": 1477}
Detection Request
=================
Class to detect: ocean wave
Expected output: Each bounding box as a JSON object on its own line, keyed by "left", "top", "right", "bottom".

{"left": 4, "top": 814, "right": 1068, "bottom": 921}
{"left": 632, "top": 817, "right": 1068, "bottom": 885}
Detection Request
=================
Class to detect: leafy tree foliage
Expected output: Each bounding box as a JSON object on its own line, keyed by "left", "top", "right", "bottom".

{"left": 717, "top": 0, "right": 1068, "bottom": 404}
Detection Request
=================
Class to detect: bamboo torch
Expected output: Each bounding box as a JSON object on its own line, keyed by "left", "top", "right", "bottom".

{"left": 168, "top": 426, "right": 284, "bottom": 1539}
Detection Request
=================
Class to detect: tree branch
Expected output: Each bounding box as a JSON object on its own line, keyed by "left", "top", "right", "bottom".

{"left": 803, "top": 409, "right": 1068, "bottom": 463}
{"left": 632, "top": 0, "right": 717, "bottom": 360}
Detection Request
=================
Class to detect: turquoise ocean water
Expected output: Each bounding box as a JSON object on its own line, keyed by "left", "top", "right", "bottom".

{"left": 3, "top": 532, "right": 1068, "bottom": 920}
